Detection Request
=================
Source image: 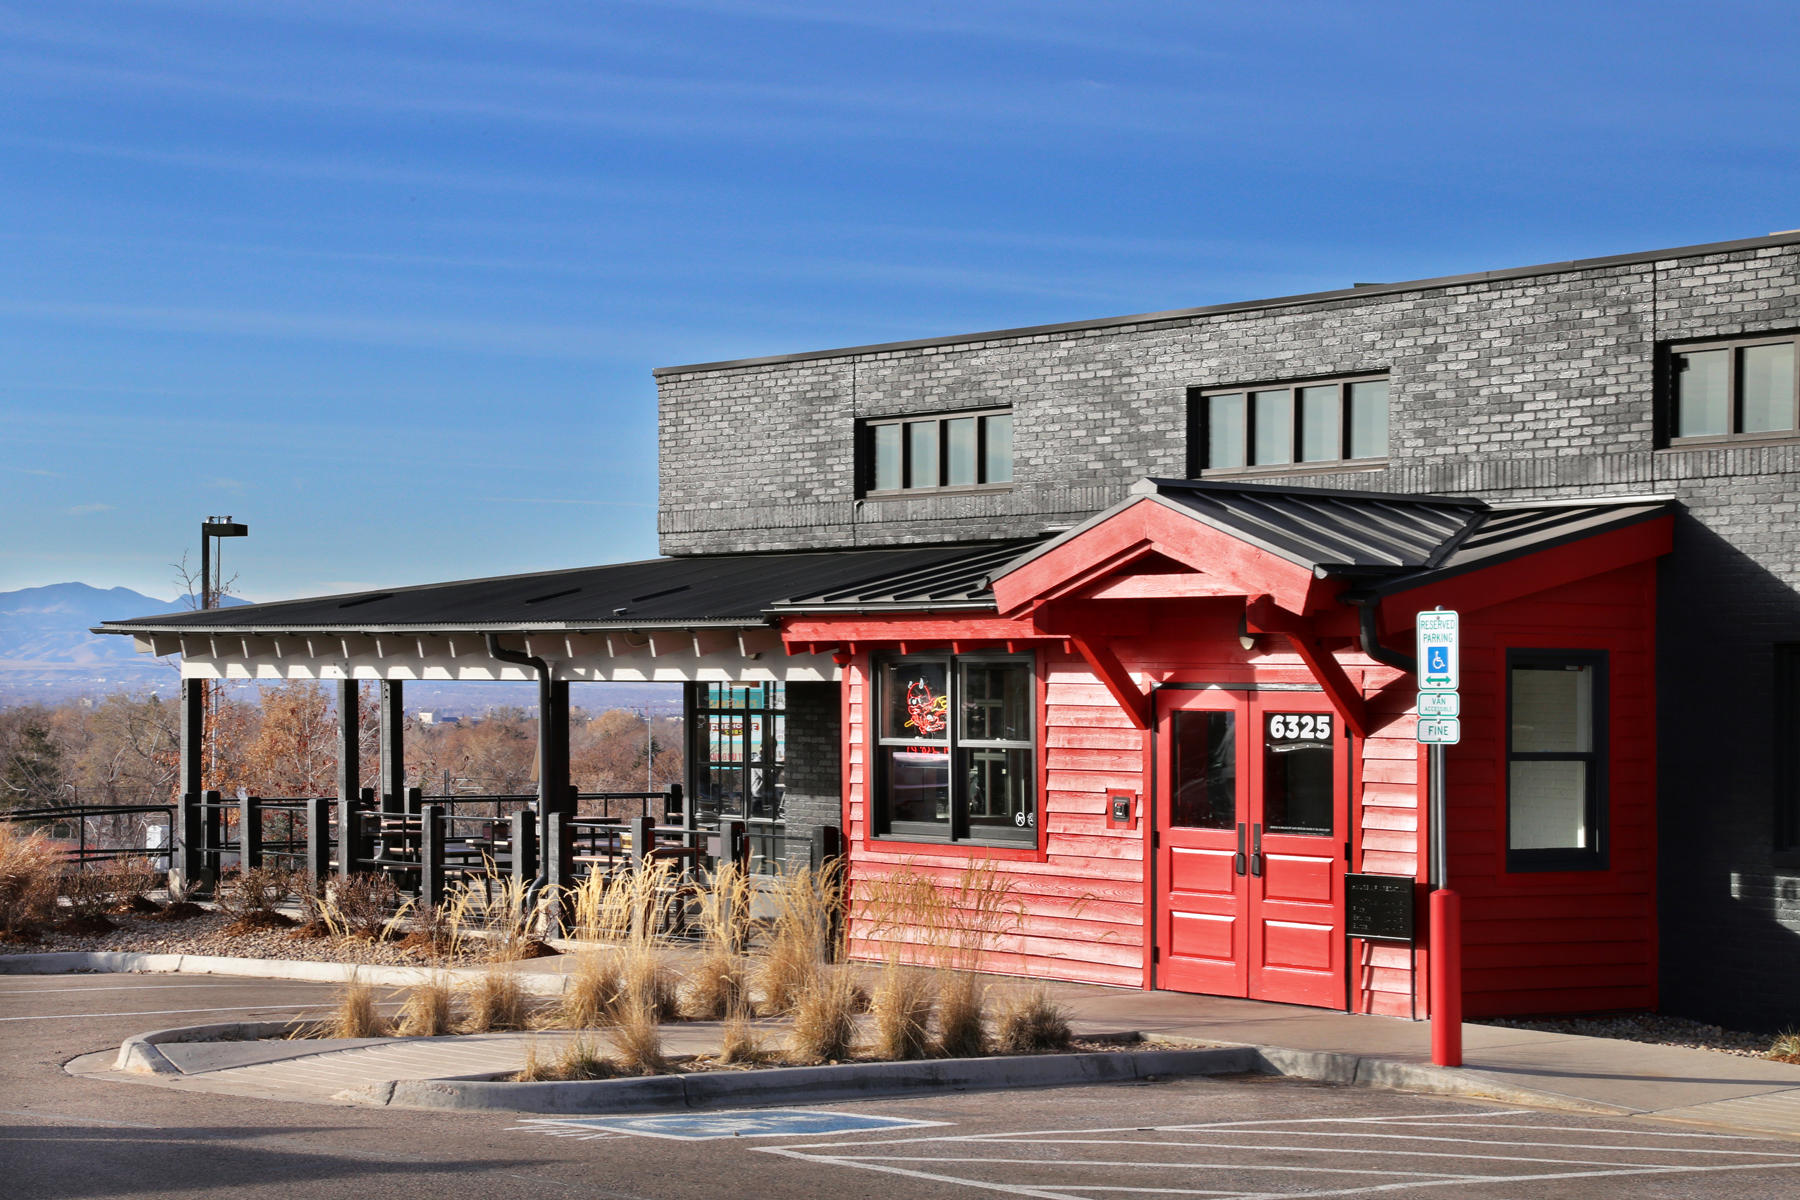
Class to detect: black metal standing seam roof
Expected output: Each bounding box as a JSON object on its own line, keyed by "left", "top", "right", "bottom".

{"left": 769, "top": 540, "right": 1041, "bottom": 612}
{"left": 985, "top": 478, "right": 1673, "bottom": 596}
{"left": 91, "top": 542, "right": 1035, "bottom": 636}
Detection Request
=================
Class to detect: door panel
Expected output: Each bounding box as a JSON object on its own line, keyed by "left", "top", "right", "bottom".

{"left": 1155, "top": 698, "right": 1247, "bottom": 997}
{"left": 1155, "top": 690, "right": 1348, "bottom": 1009}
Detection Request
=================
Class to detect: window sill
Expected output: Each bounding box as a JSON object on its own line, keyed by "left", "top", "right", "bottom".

{"left": 1198, "top": 458, "right": 1390, "bottom": 480}
{"left": 868, "top": 834, "right": 1045, "bottom": 860}
{"left": 1661, "top": 433, "right": 1800, "bottom": 452}
{"left": 860, "top": 484, "right": 1014, "bottom": 501}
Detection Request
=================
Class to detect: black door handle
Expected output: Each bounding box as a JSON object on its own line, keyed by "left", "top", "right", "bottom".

{"left": 1250, "top": 823, "right": 1264, "bottom": 877}
{"left": 1234, "top": 822, "right": 1247, "bottom": 876}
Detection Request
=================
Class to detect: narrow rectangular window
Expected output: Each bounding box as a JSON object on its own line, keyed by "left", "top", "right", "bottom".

{"left": 1298, "top": 384, "right": 1341, "bottom": 463}
{"left": 1507, "top": 650, "right": 1607, "bottom": 872}
{"left": 1207, "top": 393, "right": 1247, "bottom": 469}
{"left": 873, "top": 423, "right": 903, "bottom": 492}
{"left": 907, "top": 421, "right": 939, "bottom": 489}
{"left": 983, "top": 413, "right": 1013, "bottom": 483}
{"left": 1347, "top": 379, "right": 1389, "bottom": 459}
{"left": 1252, "top": 388, "right": 1293, "bottom": 465}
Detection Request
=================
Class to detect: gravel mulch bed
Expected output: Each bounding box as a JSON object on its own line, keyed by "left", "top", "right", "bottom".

{"left": 1475, "top": 1013, "right": 1780, "bottom": 1059}
{"left": 5, "top": 908, "right": 497, "bottom": 968}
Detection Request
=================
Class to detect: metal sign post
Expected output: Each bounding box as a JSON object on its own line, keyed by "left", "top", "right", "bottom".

{"left": 1415, "top": 608, "right": 1462, "bottom": 1067}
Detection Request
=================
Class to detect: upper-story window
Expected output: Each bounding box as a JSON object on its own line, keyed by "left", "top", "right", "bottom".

{"left": 1189, "top": 373, "right": 1388, "bottom": 473}
{"left": 864, "top": 408, "right": 1013, "bottom": 495}
{"left": 1668, "top": 333, "right": 1799, "bottom": 443}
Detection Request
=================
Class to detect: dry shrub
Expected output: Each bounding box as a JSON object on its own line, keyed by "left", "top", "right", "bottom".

{"left": 558, "top": 950, "right": 622, "bottom": 1029}
{"left": 463, "top": 965, "right": 531, "bottom": 1032}
{"left": 935, "top": 971, "right": 988, "bottom": 1058}
{"left": 326, "top": 979, "right": 386, "bottom": 1039}
{"left": 994, "top": 986, "right": 1071, "bottom": 1054}
{"left": 56, "top": 865, "right": 118, "bottom": 921}
{"left": 610, "top": 1001, "right": 668, "bottom": 1075}
{"left": 755, "top": 862, "right": 844, "bottom": 1015}
{"left": 860, "top": 859, "right": 1024, "bottom": 974}
{"left": 786, "top": 967, "right": 860, "bottom": 1065}
{"left": 0, "top": 824, "right": 60, "bottom": 940}
{"left": 217, "top": 866, "right": 298, "bottom": 932}
{"left": 99, "top": 857, "right": 163, "bottom": 912}
{"left": 869, "top": 961, "right": 936, "bottom": 1061}
{"left": 515, "top": 1040, "right": 550, "bottom": 1082}
{"left": 1768, "top": 1029, "right": 1800, "bottom": 1064}
{"left": 394, "top": 975, "right": 456, "bottom": 1037}
{"left": 394, "top": 902, "right": 461, "bottom": 958}
{"left": 317, "top": 872, "right": 403, "bottom": 941}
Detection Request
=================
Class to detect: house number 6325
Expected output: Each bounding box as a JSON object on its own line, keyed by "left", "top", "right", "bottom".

{"left": 1268, "top": 713, "right": 1332, "bottom": 740}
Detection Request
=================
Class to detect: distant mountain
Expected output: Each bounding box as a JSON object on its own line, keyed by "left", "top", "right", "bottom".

{"left": 0, "top": 582, "right": 245, "bottom": 682}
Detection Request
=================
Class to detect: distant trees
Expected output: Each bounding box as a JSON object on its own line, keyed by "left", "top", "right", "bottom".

{"left": 0, "top": 689, "right": 684, "bottom": 808}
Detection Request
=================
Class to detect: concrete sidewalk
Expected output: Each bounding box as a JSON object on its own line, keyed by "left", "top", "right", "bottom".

{"left": 21, "top": 948, "right": 1800, "bottom": 1139}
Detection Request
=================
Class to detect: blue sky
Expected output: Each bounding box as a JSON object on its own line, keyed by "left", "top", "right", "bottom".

{"left": 3, "top": 1, "right": 1797, "bottom": 605}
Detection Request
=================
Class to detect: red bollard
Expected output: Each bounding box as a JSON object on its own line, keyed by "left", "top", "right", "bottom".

{"left": 1429, "top": 887, "right": 1463, "bottom": 1066}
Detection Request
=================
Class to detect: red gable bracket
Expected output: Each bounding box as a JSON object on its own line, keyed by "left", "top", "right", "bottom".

{"left": 990, "top": 497, "right": 1329, "bottom": 618}
{"left": 1065, "top": 630, "right": 1152, "bottom": 730}
{"left": 1246, "top": 598, "right": 1369, "bottom": 739}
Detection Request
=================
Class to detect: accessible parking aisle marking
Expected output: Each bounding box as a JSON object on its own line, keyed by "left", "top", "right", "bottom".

{"left": 514, "top": 1110, "right": 947, "bottom": 1141}
{"left": 755, "top": 1106, "right": 1800, "bottom": 1199}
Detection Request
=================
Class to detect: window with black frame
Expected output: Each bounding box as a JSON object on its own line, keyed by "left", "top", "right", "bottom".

{"left": 1506, "top": 650, "right": 1607, "bottom": 872}
{"left": 875, "top": 655, "right": 1035, "bottom": 844}
{"left": 1190, "top": 373, "right": 1388, "bottom": 472}
{"left": 863, "top": 408, "right": 1013, "bottom": 495}
{"left": 685, "top": 681, "right": 786, "bottom": 871}
{"left": 1667, "top": 333, "right": 1798, "bottom": 443}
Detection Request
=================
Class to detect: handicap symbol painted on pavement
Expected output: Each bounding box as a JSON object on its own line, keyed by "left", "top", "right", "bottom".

{"left": 515, "top": 1109, "right": 946, "bottom": 1141}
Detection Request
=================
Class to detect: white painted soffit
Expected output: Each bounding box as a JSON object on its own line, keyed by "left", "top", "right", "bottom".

{"left": 142, "top": 628, "right": 839, "bottom": 684}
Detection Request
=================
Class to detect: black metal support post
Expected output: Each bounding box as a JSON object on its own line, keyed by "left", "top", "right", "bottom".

{"left": 239, "top": 794, "right": 263, "bottom": 870}
{"left": 720, "top": 817, "right": 749, "bottom": 873}
{"left": 336, "top": 678, "right": 360, "bottom": 808}
{"left": 420, "top": 804, "right": 445, "bottom": 908}
{"left": 178, "top": 680, "right": 206, "bottom": 890}
{"left": 664, "top": 782, "right": 684, "bottom": 826}
{"left": 379, "top": 681, "right": 404, "bottom": 872}
{"left": 338, "top": 786, "right": 375, "bottom": 880}
{"left": 202, "top": 789, "right": 222, "bottom": 889}
{"left": 510, "top": 809, "right": 538, "bottom": 891}
{"left": 544, "top": 811, "right": 573, "bottom": 934}
{"left": 305, "top": 797, "right": 331, "bottom": 886}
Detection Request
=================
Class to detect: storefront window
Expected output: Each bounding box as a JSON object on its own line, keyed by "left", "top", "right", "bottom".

{"left": 1506, "top": 651, "right": 1607, "bottom": 871}
{"left": 875, "top": 655, "right": 1035, "bottom": 844}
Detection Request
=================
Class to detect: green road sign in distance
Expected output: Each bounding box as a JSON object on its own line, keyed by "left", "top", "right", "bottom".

{"left": 1416, "top": 609, "right": 1459, "bottom": 691}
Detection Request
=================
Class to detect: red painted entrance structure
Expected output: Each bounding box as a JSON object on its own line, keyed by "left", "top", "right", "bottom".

{"left": 781, "top": 479, "right": 1673, "bottom": 1018}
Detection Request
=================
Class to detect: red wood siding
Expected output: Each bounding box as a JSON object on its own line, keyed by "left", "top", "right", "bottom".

{"left": 1436, "top": 560, "right": 1659, "bottom": 1018}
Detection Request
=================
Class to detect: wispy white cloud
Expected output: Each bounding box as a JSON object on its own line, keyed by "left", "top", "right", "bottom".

{"left": 68, "top": 503, "right": 116, "bottom": 516}
{"left": 207, "top": 477, "right": 248, "bottom": 494}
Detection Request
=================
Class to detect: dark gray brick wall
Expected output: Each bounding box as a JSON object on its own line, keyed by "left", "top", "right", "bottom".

{"left": 780, "top": 681, "right": 841, "bottom": 871}
{"left": 659, "top": 240, "right": 1800, "bottom": 1028}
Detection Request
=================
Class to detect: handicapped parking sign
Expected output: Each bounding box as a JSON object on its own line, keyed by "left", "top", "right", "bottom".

{"left": 1416, "top": 609, "right": 1459, "bottom": 691}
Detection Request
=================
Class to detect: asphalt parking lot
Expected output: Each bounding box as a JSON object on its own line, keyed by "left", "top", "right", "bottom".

{"left": 4, "top": 973, "right": 1800, "bottom": 1199}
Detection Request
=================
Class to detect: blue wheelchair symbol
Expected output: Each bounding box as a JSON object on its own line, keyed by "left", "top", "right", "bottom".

{"left": 1427, "top": 646, "right": 1449, "bottom": 674}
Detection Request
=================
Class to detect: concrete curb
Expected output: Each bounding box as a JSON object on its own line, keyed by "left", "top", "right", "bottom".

{"left": 0, "top": 951, "right": 570, "bottom": 996}
{"left": 116, "top": 1020, "right": 300, "bottom": 1075}
{"left": 361, "top": 1047, "right": 1265, "bottom": 1114}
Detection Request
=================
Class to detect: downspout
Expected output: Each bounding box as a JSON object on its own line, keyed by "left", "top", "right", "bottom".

{"left": 1351, "top": 595, "right": 1416, "bottom": 675}
{"left": 485, "top": 633, "right": 554, "bottom": 898}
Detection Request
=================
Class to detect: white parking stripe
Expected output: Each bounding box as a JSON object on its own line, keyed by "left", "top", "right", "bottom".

{"left": 1356, "top": 1118, "right": 1754, "bottom": 1140}
{"left": 1222, "top": 1158, "right": 1800, "bottom": 1199}
{"left": 0, "top": 983, "right": 288, "bottom": 995}
{"left": 846, "top": 1157, "right": 1470, "bottom": 1178}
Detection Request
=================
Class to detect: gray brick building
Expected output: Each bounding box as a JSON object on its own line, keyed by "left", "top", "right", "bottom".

{"left": 657, "top": 232, "right": 1800, "bottom": 1029}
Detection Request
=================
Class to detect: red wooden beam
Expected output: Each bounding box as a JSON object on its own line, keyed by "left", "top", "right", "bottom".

{"left": 1066, "top": 630, "right": 1151, "bottom": 730}
{"left": 1247, "top": 597, "right": 1369, "bottom": 738}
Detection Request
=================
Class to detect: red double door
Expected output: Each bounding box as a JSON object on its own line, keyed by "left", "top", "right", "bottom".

{"left": 1154, "top": 689, "right": 1348, "bottom": 1008}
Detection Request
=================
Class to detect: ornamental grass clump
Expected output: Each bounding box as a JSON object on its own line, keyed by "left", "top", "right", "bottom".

{"left": 557, "top": 950, "right": 623, "bottom": 1029}
{"left": 755, "top": 862, "right": 844, "bottom": 1016}
{"left": 682, "top": 862, "right": 752, "bottom": 1019}
{"left": 993, "top": 986, "right": 1071, "bottom": 1054}
{"left": 463, "top": 965, "right": 530, "bottom": 1032}
{"left": 717, "top": 1001, "right": 770, "bottom": 1066}
{"left": 785, "top": 967, "right": 860, "bottom": 1065}
{"left": 609, "top": 1000, "right": 669, "bottom": 1076}
{"left": 1768, "top": 1029, "right": 1800, "bottom": 1064}
{"left": 394, "top": 974, "right": 456, "bottom": 1037}
{"left": 325, "top": 979, "right": 386, "bottom": 1039}
{"left": 934, "top": 971, "right": 988, "bottom": 1058}
{"left": 869, "top": 962, "right": 935, "bottom": 1061}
